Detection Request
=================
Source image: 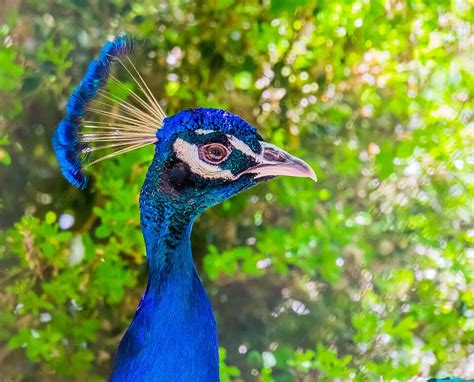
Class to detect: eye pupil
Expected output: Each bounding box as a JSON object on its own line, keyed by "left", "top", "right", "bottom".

{"left": 200, "top": 143, "right": 229, "bottom": 164}
{"left": 210, "top": 148, "right": 221, "bottom": 157}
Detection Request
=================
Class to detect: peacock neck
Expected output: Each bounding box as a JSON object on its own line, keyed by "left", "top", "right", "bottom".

{"left": 141, "top": 194, "right": 196, "bottom": 280}
{"left": 110, "top": 190, "right": 219, "bottom": 381}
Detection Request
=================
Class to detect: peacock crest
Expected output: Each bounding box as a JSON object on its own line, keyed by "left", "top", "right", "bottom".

{"left": 52, "top": 35, "right": 165, "bottom": 189}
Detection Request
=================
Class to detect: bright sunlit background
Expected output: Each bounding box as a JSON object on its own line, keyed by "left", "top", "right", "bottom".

{"left": 0, "top": 0, "right": 473, "bottom": 381}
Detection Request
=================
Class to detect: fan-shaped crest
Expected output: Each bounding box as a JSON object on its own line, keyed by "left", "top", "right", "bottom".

{"left": 52, "top": 35, "right": 165, "bottom": 189}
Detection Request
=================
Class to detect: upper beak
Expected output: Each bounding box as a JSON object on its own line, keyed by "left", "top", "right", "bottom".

{"left": 240, "top": 142, "right": 317, "bottom": 182}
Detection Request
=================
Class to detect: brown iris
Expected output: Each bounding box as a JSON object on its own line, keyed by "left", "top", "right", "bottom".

{"left": 199, "top": 143, "right": 230, "bottom": 164}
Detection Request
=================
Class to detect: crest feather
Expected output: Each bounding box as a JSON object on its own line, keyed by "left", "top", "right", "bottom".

{"left": 52, "top": 35, "right": 163, "bottom": 189}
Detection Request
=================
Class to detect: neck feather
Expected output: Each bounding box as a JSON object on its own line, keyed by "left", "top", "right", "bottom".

{"left": 141, "top": 193, "right": 195, "bottom": 279}
{"left": 111, "top": 174, "right": 219, "bottom": 382}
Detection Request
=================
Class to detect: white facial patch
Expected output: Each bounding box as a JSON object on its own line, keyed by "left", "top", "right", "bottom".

{"left": 173, "top": 138, "right": 235, "bottom": 180}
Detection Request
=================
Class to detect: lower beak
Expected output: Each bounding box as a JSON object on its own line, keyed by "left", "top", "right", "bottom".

{"left": 241, "top": 142, "right": 317, "bottom": 182}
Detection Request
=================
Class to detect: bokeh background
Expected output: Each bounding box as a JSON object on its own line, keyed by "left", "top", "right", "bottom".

{"left": 0, "top": 0, "right": 473, "bottom": 381}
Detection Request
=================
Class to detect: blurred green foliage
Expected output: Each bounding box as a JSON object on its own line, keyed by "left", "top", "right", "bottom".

{"left": 0, "top": 0, "right": 473, "bottom": 381}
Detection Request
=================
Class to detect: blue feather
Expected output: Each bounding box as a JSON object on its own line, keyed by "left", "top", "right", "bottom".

{"left": 52, "top": 35, "right": 133, "bottom": 189}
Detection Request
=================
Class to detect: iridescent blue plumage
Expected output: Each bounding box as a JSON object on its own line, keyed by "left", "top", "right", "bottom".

{"left": 52, "top": 36, "right": 132, "bottom": 189}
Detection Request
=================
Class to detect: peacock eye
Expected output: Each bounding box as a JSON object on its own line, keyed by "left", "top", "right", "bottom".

{"left": 199, "top": 143, "right": 230, "bottom": 164}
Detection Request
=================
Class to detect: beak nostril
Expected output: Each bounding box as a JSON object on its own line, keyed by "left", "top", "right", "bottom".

{"left": 263, "top": 148, "right": 286, "bottom": 162}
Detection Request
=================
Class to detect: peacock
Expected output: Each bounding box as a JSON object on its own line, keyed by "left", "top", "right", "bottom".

{"left": 52, "top": 35, "right": 316, "bottom": 381}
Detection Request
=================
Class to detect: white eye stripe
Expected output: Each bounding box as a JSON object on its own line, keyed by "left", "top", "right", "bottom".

{"left": 195, "top": 129, "right": 215, "bottom": 135}
{"left": 173, "top": 138, "right": 235, "bottom": 180}
{"left": 226, "top": 135, "right": 264, "bottom": 163}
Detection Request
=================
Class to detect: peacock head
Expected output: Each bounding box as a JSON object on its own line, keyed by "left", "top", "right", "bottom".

{"left": 143, "top": 108, "right": 316, "bottom": 215}
{"left": 52, "top": 36, "right": 316, "bottom": 217}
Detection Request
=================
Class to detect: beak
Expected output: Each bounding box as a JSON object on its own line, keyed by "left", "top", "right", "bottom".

{"left": 240, "top": 142, "right": 317, "bottom": 182}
